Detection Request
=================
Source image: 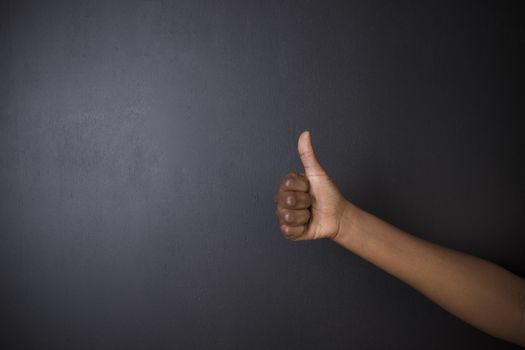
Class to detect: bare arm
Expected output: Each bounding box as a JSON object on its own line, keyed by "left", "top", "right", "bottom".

{"left": 335, "top": 201, "right": 525, "bottom": 346}
{"left": 275, "top": 130, "right": 525, "bottom": 347}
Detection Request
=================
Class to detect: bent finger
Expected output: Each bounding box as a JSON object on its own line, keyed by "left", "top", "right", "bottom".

{"left": 279, "top": 172, "right": 309, "bottom": 192}
{"left": 280, "top": 224, "right": 306, "bottom": 240}
{"left": 278, "top": 208, "right": 311, "bottom": 227}
{"left": 276, "top": 191, "right": 312, "bottom": 210}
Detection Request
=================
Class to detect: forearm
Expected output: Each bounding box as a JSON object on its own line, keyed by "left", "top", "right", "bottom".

{"left": 333, "top": 201, "right": 525, "bottom": 346}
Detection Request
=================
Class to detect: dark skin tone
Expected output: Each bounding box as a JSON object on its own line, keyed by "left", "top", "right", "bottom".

{"left": 275, "top": 130, "right": 525, "bottom": 347}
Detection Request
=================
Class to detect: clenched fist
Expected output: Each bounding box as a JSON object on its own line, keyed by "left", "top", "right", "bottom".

{"left": 274, "top": 131, "right": 350, "bottom": 240}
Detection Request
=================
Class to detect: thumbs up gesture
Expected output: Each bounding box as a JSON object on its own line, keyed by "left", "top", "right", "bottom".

{"left": 275, "top": 131, "right": 350, "bottom": 240}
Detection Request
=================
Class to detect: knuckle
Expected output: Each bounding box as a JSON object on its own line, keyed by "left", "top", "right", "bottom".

{"left": 299, "top": 150, "right": 314, "bottom": 159}
{"left": 283, "top": 173, "right": 294, "bottom": 183}
{"left": 285, "top": 193, "right": 296, "bottom": 207}
{"left": 283, "top": 211, "right": 293, "bottom": 223}
{"left": 281, "top": 176, "right": 293, "bottom": 189}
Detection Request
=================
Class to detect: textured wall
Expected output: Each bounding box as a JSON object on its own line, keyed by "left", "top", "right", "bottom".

{"left": 1, "top": 1, "right": 524, "bottom": 349}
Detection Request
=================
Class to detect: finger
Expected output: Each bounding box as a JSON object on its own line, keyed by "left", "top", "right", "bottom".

{"left": 298, "top": 130, "right": 326, "bottom": 177}
{"left": 276, "top": 191, "right": 312, "bottom": 210}
{"left": 280, "top": 224, "right": 306, "bottom": 240}
{"left": 279, "top": 172, "right": 309, "bottom": 192}
{"left": 276, "top": 207, "right": 311, "bottom": 227}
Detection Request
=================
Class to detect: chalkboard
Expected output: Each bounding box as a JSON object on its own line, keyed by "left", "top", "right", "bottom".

{"left": 1, "top": 1, "right": 524, "bottom": 349}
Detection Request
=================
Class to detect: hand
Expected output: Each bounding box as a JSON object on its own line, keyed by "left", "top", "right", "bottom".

{"left": 274, "top": 131, "right": 350, "bottom": 240}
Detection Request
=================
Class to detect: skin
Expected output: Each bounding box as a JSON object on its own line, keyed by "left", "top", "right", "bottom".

{"left": 274, "top": 130, "right": 525, "bottom": 347}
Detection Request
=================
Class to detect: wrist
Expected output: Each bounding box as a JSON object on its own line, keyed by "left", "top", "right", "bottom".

{"left": 331, "top": 200, "right": 359, "bottom": 244}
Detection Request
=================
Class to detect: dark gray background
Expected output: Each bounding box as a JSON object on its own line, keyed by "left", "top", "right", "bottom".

{"left": 1, "top": 0, "right": 524, "bottom": 349}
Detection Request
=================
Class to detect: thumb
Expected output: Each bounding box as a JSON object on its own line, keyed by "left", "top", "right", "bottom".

{"left": 298, "top": 130, "right": 326, "bottom": 177}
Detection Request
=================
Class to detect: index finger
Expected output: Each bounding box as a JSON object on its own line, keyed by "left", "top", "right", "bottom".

{"left": 279, "top": 172, "right": 309, "bottom": 192}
